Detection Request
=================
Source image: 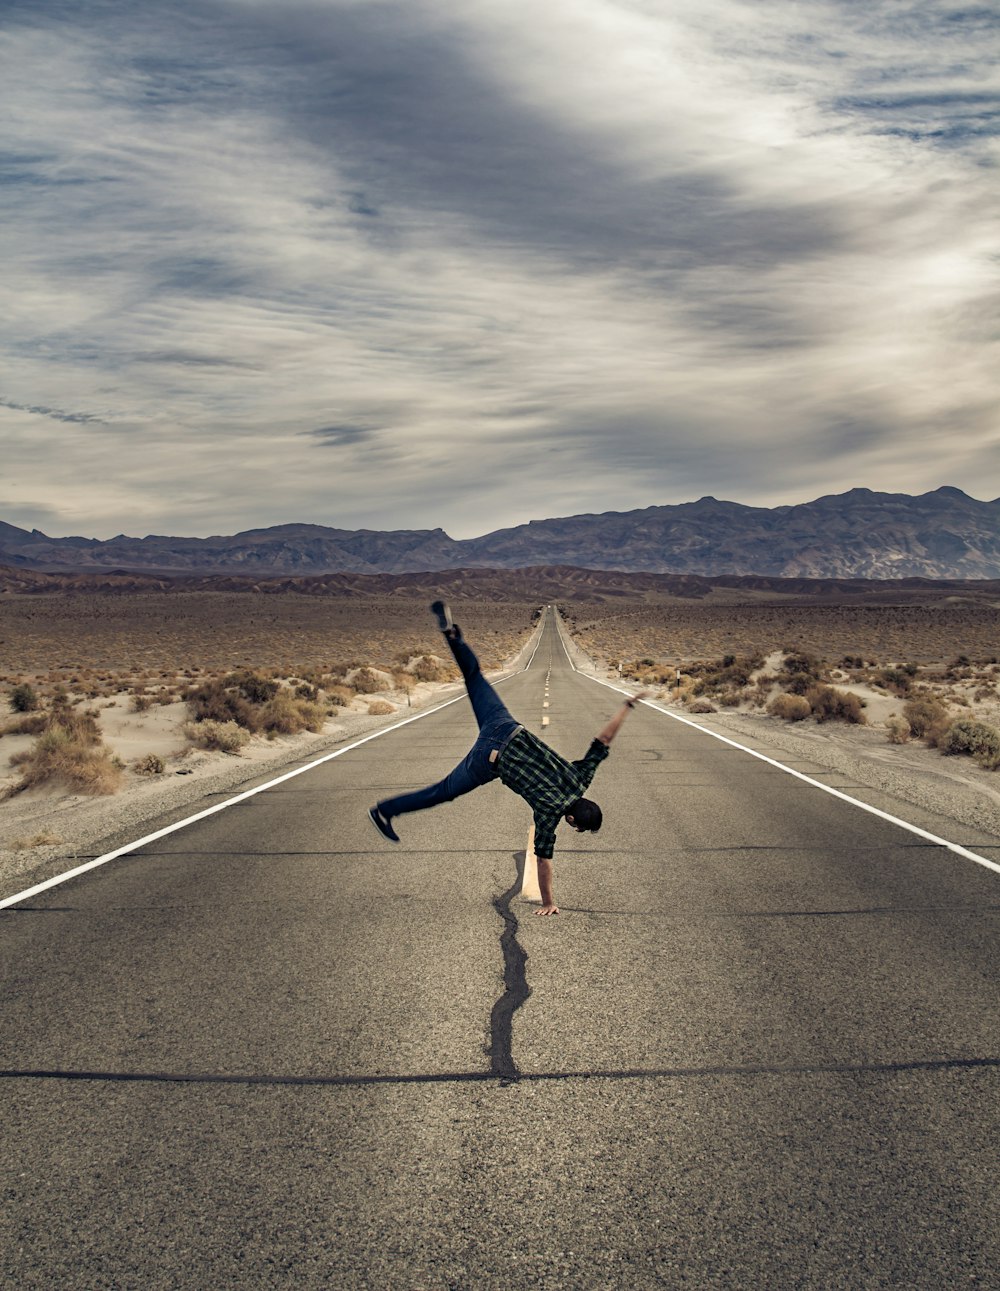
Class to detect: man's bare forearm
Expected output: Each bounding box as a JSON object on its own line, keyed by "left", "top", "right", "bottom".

{"left": 597, "top": 692, "right": 648, "bottom": 746}
{"left": 535, "top": 857, "right": 558, "bottom": 916}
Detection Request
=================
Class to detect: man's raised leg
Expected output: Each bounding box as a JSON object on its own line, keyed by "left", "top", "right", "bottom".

{"left": 432, "top": 602, "right": 513, "bottom": 732}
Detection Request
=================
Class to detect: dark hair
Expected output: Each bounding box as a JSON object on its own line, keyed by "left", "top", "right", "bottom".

{"left": 567, "top": 798, "right": 602, "bottom": 832}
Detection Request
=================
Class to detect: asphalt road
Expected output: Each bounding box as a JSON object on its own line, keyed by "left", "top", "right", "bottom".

{"left": 2, "top": 609, "right": 999, "bottom": 1289}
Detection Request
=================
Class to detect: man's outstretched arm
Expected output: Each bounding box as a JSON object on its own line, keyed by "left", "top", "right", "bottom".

{"left": 536, "top": 857, "right": 558, "bottom": 917}
{"left": 596, "top": 692, "right": 649, "bottom": 746}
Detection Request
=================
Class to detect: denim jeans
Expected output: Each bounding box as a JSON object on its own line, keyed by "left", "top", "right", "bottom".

{"left": 378, "top": 633, "right": 520, "bottom": 820}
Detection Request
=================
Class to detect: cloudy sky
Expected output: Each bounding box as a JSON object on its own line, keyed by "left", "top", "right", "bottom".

{"left": 2, "top": 0, "right": 998, "bottom": 539}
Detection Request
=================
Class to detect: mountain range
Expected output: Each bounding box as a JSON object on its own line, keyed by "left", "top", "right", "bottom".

{"left": 3, "top": 487, "right": 1000, "bottom": 580}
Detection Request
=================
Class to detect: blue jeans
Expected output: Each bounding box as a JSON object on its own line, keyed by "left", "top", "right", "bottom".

{"left": 378, "top": 632, "right": 520, "bottom": 820}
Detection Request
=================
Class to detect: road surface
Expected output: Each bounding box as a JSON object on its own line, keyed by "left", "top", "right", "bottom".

{"left": 3, "top": 609, "right": 999, "bottom": 1288}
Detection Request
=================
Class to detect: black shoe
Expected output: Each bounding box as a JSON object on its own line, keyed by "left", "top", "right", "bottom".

{"left": 430, "top": 600, "right": 454, "bottom": 634}
{"left": 368, "top": 806, "right": 400, "bottom": 843}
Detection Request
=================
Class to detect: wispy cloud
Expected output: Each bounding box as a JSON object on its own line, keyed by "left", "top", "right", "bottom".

{"left": 1, "top": 0, "right": 997, "bottom": 538}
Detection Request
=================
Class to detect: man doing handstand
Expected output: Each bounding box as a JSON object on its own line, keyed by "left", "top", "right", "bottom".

{"left": 368, "top": 602, "right": 645, "bottom": 915}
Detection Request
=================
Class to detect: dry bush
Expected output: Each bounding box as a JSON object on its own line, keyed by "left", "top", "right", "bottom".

{"left": 10, "top": 683, "right": 39, "bottom": 712}
{"left": 806, "top": 686, "right": 866, "bottom": 724}
{"left": 3, "top": 711, "right": 49, "bottom": 736}
{"left": 258, "top": 693, "right": 327, "bottom": 735}
{"left": 781, "top": 652, "right": 825, "bottom": 696}
{"left": 687, "top": 699, "right": 717, "bottom": 714}
{"left": 903, "top": 695, "right": 950, "bottom": 742}
{"left": 367, "top": 700, "right": 396, "bottom": 716}
{"left": 8, "top": 727, "right": 123, "bottom": 796}
{"left": 227, "top": 670, "right": 280, "bottom": 703}
{"left": 410, "top": 655, "right": 453, "bottom": 683}
{"left": 182, "top": 719, "right": 250, "bottom": 753}
{"left": 939, "top": 719, "right": 1000, "bottom": 770}
{"left": 768, "top": 693, "right": 811, "bottom": 721}
{"left": 324, "top": 683, "right": 356, "bottom": 708}
{"left": 133, "top": 752, "right": 166, "bottom": 775}
{"left": 10, "top": 830, "right": 63, "bottom": 850}
{"left": 349, "top": 666, "right": 389, "bottom": 694}
{"left": 885, "top": 714, "right": 910, "bottom": 744}
{"left": 186, "top": 679, "right": 262, "bottom": 732}
{"left": 131, "top": 693, "right": 153, "bottom": 713}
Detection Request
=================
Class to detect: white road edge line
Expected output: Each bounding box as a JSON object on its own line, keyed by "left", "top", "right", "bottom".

{"left": 0, "top": 626, "right": 544, "bottom": 912}
{"left": 553, "top": 613, "right": 1000, "bottom": 880}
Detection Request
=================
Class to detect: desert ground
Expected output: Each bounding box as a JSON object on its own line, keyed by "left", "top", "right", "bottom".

{"left": 3, "top": 581, "right": 1000, "bottom": 894}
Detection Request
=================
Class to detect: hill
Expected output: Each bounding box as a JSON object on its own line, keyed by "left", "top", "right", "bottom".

{"left": 3, "top": 487, "right": 1000, "bottom": 579}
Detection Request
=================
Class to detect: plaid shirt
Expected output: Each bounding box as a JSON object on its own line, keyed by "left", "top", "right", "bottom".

{"left": 498, "top": 729, "right": 609, "bottom": 860}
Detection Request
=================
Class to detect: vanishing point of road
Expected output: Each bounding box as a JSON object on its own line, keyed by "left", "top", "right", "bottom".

{"left": 3, "top": 609, "right": 998, "bottom": 1288}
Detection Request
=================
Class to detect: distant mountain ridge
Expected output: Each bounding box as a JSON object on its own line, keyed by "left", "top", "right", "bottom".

{"left": 3, "top": 487, "right": 1000, "bottom": 579}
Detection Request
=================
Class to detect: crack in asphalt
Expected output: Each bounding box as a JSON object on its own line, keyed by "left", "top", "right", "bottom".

{"left": 487, "top": 855, "right": 530, "bottom": 1085}
{"left": 4, "top": 1056, "right": 998, "bottom": 1089}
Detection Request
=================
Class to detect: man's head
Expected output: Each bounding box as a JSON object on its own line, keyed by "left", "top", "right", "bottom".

{"left": 565, "top": 798, "right": 602, "bottom": 833}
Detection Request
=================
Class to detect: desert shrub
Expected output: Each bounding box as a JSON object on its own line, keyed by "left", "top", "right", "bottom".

{"left": 47, "top": 700, "right": 102, "bottom": 745}
{"left": 939, "top": 719, "right": 1000, "bottom": 770}
{"left": 10, "top": 683, "right": 39, "bottom": 712}
{"left": 186, "top": 679, "right": 261, "bottom": 731}
{"left": 183, "top": 719, "right": 250, "bottom": 753}
{"left": 367, "top": 700, "right": 396, "bottom": 716}
{"left": 885, "top": 715, "right": 910, "bottom": 744}
{"left": 410, "top": 655, "right": 452, "bottom": 684}
{"left": 880, "top": 667, "right": 915, "bottom": 696}
{"left": 227, "top": 670, "right": 280, "bottom": 703}
{"left": 131, "top": 693, "right": 153, "bottom": 713}
{"left": 350, "top": 667, "right": 388, "bottom": 694}
{"left": 324, "top": 684, "right": 356, "bottom": 708}
{"left": 258, "top": 693, "right": 327, "bottom": 735}
{"left": 781, "top": 651, "right": 825, "bottom": 695}
{"left": 806, "top": 685, "right": 866, "bottom": 724}
{"left": 10, "top": 831, "right": 62, "bottom": 850}
{"left": 768, "top": 693, "right": 811, "bottom": 721}
{"left": 903, "top": 695, "right": 949, "bottom": 740}
{"left": 295, "top": 682, "right": 320, "bottom": 701}
{"left": 7, "top": 726, "right": 123, "bottom": 796}
{"left": 687, "top": 699, "right": 717, "bottom": 714}
{"left": 133, "top": 752, "right": 165, "bottom": 775}
{"left": 4, "top": 711, "right": 49, "bottom": 736}
{"left": 689, "top": 654, "right": 764, "bottom": 697}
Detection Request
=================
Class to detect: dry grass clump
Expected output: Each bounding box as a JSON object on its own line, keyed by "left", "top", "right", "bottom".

{"left": 6, "top": 698, "right": 123, "bottom": 796}
{"left": 9, "top": 682, "right": 39, "bottom": 712}
{"left": 348, "top": 666, "right": 391, "bottom": 694}
{"left": 409, "top": 655, "right": 455, "bottom": 684}
{"left": 902, "top": 695, "right": 950, "bottom": 742}
{"left": 257, "top": 693, "right": 327, "bottom": 735}
{"left": 939, "top": 719, "right": 1000, "bottom": 770}
{"left": 768, "top": 693, "right": 811, "bottom": 721}
{"left": 133, "top": 752, "right": 166, "bottom": 775}
{"left": 806, "top": 685, "right": 866, "bottom": 725}
{"left": 325, "top": 683, "right": 356, "bottom": 708}
{"left": 885, "top": 714, "right": 911, "bottom": 744}
{"left": 184, "top": 670, "right": 330, "bottom": 744}
{"left": 367, "top": 700, "right": 396, "bottom": 716}
{"left": 182, "top": 720, "right": 251, "bottom": 753}
{"left": 10, "top": 831, "right": 63, "bottom": 850}
{"left": 3, "top": 711, "right": 49, "bottom": 736}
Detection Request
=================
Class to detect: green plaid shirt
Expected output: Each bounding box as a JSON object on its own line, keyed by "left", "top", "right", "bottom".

{"left": 498, "top": 729, "right": 609, "bottom": 860}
